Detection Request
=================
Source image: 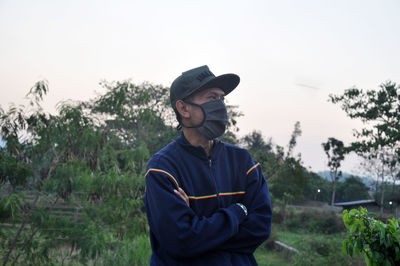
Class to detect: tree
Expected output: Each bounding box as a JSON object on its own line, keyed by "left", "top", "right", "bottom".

{"left": 358, "top": 147, "right": 399, "bottom": 214}
{"left": 335, "top": 176, "right": 369, "bottom": 202}
{"left": 0, "top": 78, "right": 247, "bottom": 264}
{"left": 242, "top": 130, "right": 272, "bottom": 153}
{"left": 322, "top": 137, "right": 345, "bottom": 205}
{"left": 286, "top": 121, "right": 301, "bottom": 159}
{"left": 88, "top": 80, "right": 178, "bottom": 155}
{"left": 330, "top": 81, "right": 400, "bottom": 213}
{"left": 302, "top": 171, "right": 331, "bottom": 202}
{"left": 246, "top": 122, "right": 309, "bottom": 202}
{"left": 0, "top": 80, "right": 178, "bottom": 264}
{"left": 268, "top": 157, "right": 309, "bottom": 202}
{"left": 241, "top": 130, "right": 278, "bottom": 182}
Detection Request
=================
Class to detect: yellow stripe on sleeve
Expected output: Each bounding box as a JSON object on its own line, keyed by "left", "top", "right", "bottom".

{"left": 246, "top": 163, "right": 260, "bottom": 175}
{"left": 145, "top": 168, "right": 180, "bottom": 189}
{"left": 188, "top": 191, "right": 245, "bottom": 200}
{"left": 188, "top": 194, "right": 217, "bottom": 200}
{"left": 219, "top": 191, "right": 245, "bottom": 196}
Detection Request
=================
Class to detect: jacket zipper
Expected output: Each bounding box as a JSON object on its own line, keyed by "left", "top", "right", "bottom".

{"left": 209, "top": 159, "right": 220, "bottom": 208}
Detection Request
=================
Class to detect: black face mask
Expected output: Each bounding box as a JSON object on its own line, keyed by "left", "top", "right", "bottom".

{"left": 183, "top": 99, "right": 228, "bottom": 140}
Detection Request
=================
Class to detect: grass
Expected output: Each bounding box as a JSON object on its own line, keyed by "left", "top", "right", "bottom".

{"left": 254, "top": 223, "right": 366, "bottom": 266}
{"left": 2, "top": 221, "right": 365, "bottom": 265}
{"left": 272, "top": 224, "right": 365, "bottom": 266}
{"left": 254, "top": 248, "right": 291, "bottom": 266}
{"left": 276, "top": 227, "right": 346, "bottom": 249}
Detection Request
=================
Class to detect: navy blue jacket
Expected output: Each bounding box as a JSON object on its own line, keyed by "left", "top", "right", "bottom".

{"left": 144, "top": 134, "right": 272, "bottom": 265}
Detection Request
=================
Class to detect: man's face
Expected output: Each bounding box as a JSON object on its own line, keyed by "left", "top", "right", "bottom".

{"left": 186, "top": 87, "right": 225, "bottom": 126}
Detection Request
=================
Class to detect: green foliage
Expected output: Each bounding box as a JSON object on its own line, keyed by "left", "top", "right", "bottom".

{"left": 336, "top": 176, "right": 370, "bottom": 202}
{"left": 292, "top": 235, "right": 364, "bottom": 266}
{"left": 286, "top": 121, "right": 301, "bottom": 159}
{"left": 330, "top": 82, "right": 400, "bottom": 153}
{"left": 243, "top": 130, "right": 273, "bottom": 155}
{"left": 0, "top": 78, "right": 250, "bottom": 264}
{"left": 96, "top": 234, "right": 151, "bottom": 266}
{"left": 254, "top": 247, "right": 291, "bottom": 266}
{"left": 272, "top": 207, "right": 286, "bottom": 224}
{"left": 342, "top": 207, "right": 400, "bottom": 266}
{"left": 0, "top": 80, "right": 174, "bottom": 265}
{"left": 322, "top": 138, "right": 345, "bottom": 172}
{"left": 1, "top": 77, "right": 331, "bottom": 264}
{"left": 0, "top": 194, "right": 23, "bottom": 221}
{"left": 242, "top": 125, "right": 310, "bottom": 203}
{"left": 375, "top": 182, "right": 400, "bottom": 209}
{"left": 274, "top": 225, "right": 364, "bottom": 266}
{"left": 322, "top": 137, "right": 345, "bottom": 205}
{"left": 89, "top": 80, "right": 179, "bottom": 155}
{"left": 268, "top": 158, "right": 309, "bottom": 202}
{"left": 330, "top": 82, "right": 400, "bottom": 212}
{"left": 0, "top": 151, "right": 31, "bottom": 190}
{"left": 302, "top": 171, "right": 331, "bottom": 202}
{"left": 284, "top": 210, "right": 345, "bottom": 234}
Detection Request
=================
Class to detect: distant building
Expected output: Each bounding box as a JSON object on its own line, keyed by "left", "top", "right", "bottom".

{"left": 334, "top": 199, "right": 380, "bottom": 213}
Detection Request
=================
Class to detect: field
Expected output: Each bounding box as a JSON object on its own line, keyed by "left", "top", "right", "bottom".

{"left": 254, "top": 225, "right": 365, "bottom": 266}
{"left": 1, "top": 190, "right": 366, "bottom": 265}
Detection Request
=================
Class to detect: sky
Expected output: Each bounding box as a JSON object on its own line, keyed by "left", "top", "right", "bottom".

{"left": 1, "top": 0, "right": 399, "bottom": 175}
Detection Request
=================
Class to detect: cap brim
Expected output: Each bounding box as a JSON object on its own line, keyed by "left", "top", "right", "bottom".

{"left": 198, "top": 73, "right": 240, "bottom": 96}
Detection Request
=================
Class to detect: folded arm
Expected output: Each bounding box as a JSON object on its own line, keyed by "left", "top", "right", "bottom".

{"left": 144, "top": 167, "right": 247, "bottom": 258}
{"left": 217, "top": 162, "right": 272, "bottom": 253}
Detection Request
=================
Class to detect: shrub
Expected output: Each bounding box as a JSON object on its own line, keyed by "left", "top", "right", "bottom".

{"left": 284, "top": 210, "right": 345, "bottom": 234}
{"left": 97, "top": 234, "right": 151, "bottom": 266}
{"left": 292, "top": 235, "right": 364, "bottom": 266}
{"left": 272, "top": 207, "right": 286, "bottom": 224}
{"left": 343, "top": 207, "right": 400, "bottom": 266}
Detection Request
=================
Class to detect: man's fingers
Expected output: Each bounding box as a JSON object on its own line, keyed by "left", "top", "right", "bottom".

{"left": 174, "top": 188, "right": 190, "bottom": 207}
{"left": 174, "top": 189, "right": 185, "bottom": 199}
{"left": 178, "top": 188, "right": 188, "bottom": 198}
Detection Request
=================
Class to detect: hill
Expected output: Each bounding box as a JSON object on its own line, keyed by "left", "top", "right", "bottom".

{"left": 317, "top": 171, "right": 375, "bottom": 189}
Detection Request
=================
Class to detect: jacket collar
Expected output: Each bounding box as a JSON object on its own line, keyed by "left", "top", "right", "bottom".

{"left": 176, "top": 132, "right": 223, "bottom": 161}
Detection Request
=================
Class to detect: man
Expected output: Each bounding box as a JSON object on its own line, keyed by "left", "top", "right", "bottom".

{"left": 144, "top": 65, "right": 272, "bottom": 265}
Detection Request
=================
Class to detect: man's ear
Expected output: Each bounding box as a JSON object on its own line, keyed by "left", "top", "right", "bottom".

{"left": 176, "top": 100, "right": 191, "bottom": 119}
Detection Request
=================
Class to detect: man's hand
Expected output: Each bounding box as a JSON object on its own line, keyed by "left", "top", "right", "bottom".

{"left": 174, "top": 187, "right": 190, "bottom": 207}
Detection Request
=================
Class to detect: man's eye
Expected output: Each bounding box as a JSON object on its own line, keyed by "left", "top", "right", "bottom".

{"left": 208, "top": 95, "right": 224, "bottom": 101}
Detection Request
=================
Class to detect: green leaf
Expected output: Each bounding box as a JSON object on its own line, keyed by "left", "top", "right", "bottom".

{"left": 350, "top": 222, "right": 358, "bottom": 233}
{"left": 349, "top": 208, "right": 358, "bottom": 216}
{"left": 364, "top": 253, "right": 372, "bottom": 266}
{"left": 342, "top": 239, "right": 348, "bottom": 254}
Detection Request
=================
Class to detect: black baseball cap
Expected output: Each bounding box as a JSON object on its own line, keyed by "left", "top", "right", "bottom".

{"left": 170, "top": 65, "right": 240, "bottom": 111}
